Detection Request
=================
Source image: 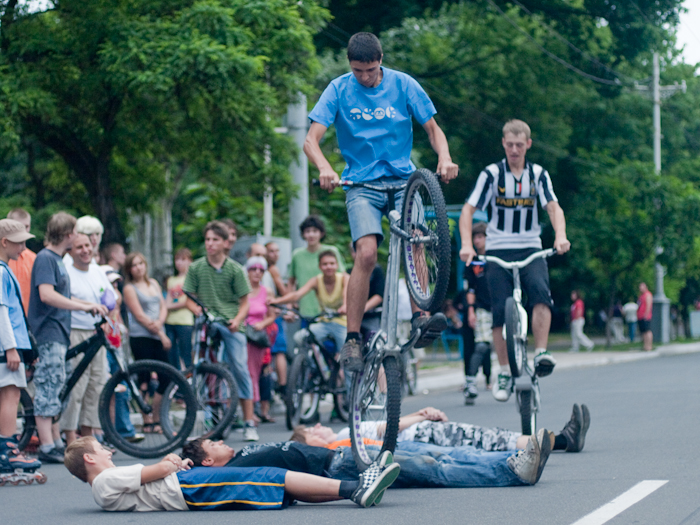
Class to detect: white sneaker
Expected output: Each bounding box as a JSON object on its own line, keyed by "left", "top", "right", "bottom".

{"left": 244, "top": 425, "right": 259, "bottom": 442}
{"left": 492, "top": 373, "right": 512, "bottom": 402}
{"left": 507, "top": 434, "right": 541, "bottom": 485}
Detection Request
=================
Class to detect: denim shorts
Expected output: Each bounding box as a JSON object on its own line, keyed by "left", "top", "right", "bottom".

{"left": 34, "top": 341, "right": 67, "bottom": 417}
{"left": 345, "top": 177, "right": 407, "bottom": 244}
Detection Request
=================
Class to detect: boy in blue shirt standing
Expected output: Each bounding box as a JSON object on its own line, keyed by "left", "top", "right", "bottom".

{"left": 304, "top": 32, "right": 460, "bottom": 371}
{"left": 0, "top": 218, "right": 45, "bottom": 484}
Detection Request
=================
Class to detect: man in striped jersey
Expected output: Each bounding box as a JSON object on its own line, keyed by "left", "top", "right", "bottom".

{"left": 458, "top": 120, "right": 570, "bottom": 402}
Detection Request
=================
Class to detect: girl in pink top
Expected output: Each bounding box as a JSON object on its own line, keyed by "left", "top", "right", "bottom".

{"left": 569, "top": 291, "right": 594, "bottom": 352}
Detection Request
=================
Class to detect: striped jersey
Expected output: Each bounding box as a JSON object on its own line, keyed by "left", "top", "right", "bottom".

{"left": 467, "top": 159, "right": 557, "bottom": 250}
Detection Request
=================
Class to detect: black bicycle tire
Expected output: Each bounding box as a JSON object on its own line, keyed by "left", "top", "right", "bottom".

{"left": 332, "top": 366, "right": 349, "bottom": 423}
{"left": 285, "top": 353, "right": 319, "bottom": 430}
{"left": 401, "top": 168, "right": 451, "bottom": 313}
{"left": 518, "top": 389, "right": 536, "bottom": 435}
{"left": 349, "top": 355, "right": 402, "bottom": 472}
{"left": 505, "top": 297, "right": 525, "bottom": 378}
{"left": 189, "top": 362, "right": 239, "bottom": 441}
{"left": 98, "top": 359, "right": 196, "bottom": 458}
{"left": 17, "top": 389, "right": 35, "bottom": 451}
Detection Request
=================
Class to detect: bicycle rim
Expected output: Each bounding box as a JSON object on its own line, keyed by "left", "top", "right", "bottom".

{"left": 187, "top": 363, "right": 238, "bottom": 440}
{"left": 349, "top": 353, "right": 402, "bottom": 471}
{"left": 99, "top": 359, "right": 196, "bottom": 458}
{"left": 17, "top": 389, "right": 35, "bottom": 451}
{"left": 505, "top": 297, "right": 525, "bottom": 377}
{"left": 286, "top": 354, "right": 320, "bottom": 430}
{"left": 401, "top": 168, "right": 451, "bottom": 313}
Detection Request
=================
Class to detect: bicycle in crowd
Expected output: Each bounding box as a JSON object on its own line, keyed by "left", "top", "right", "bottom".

{"left": 317, "top": 168, "right": 451, "bottom": 471}
{"left": 181, "top": 291, "right": 240, "bottom": 440}
{"left": 476, "top": 248, "right": 557, "bottom": 435}
{"left": 17, "top": 319, "right": 197, "bottom": 459}
{"left": 276, "top": 306, "right": 349, "bottom": 430}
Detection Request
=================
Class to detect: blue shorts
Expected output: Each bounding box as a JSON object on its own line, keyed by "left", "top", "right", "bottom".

{"left": 177, "top": 466, "right": 288, "bottom": 510}
{"left": 345, "top": 177, "right": 407, "bottom": 244}
{"left": 271, "top": 317, "right": 287, "bottom": 355}
{"left": 33, "top": 342, "right": 67, "bottom": 417}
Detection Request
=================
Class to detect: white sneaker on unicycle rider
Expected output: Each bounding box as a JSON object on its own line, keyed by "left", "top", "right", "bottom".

{"left": 492, "top": 372, "right": 512, "bottom": 402}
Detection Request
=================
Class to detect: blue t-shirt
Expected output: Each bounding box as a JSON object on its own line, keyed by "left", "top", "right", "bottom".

{"left": 28, "top": 248, "right": 72, "bottom": 346}
{"left": 0, "top": 261, "right": 31, "bottom": 351}
{"left": 308, "top": 67, "right": 437, "bottom": 182}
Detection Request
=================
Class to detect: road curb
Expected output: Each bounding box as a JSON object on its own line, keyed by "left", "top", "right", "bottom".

{"left": 416, "top": 342, "right": 700, "bottom": 393}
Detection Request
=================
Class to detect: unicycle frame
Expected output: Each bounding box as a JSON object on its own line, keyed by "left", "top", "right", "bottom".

{"left": 477, "top": 248, "right": 556, "bottom": 433}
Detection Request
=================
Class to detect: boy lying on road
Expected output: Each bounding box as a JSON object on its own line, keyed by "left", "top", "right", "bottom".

{"left": 63, "top": 436, "right": 400, "bottom": 511}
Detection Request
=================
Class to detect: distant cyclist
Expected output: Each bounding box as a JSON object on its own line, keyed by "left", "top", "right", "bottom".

{"left": 459, "top": 120, "right": 570, "bottom": 402}
{"left": 304, "top": 32, "right": 459, "bottom": 373}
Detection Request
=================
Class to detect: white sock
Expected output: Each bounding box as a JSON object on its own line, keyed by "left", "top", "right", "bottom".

{"left": 535, "top": 347, "right": 547, "bottom": 355}
{"left": 40, "top": 444, "right": 54, "bottom": 453}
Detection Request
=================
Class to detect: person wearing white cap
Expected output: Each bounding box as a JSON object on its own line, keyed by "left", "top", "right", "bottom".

{"left": 6, "top": 209, "right": 36, "bottom": 314}
{"left": 0, "top": 218, "right": 42, "bottom": 472}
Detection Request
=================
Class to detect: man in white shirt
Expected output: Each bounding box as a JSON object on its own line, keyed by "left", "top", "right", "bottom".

{"left": 61, "top": 233, "right": 117, "bottom": 445}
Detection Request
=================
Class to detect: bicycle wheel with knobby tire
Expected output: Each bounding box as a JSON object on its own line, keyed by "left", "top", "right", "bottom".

{"left": 349, "top": 353, "right": 402, "bottom": 471}
{"left": 186, "top": 363, "right": 238, "bottom": 441}
{"left": 16, "top": 389, "right": 35, "bottom": 451}
{"left": 517, "top": 388, "right": 536, "bottom": 435}
{"left": 505, "top": 297, "right": 525, "bottom": 378}
{"left": 332, "top": 365, "right": 349, "bottom": 423}
{"left": 401, "top": 169, "right": 451, "bottom": 313}
{"left": 285, "top": 353, "right": 320, "bottom": 430}
{"left": 99, "top": 359, "right": 196, "bottom": 458}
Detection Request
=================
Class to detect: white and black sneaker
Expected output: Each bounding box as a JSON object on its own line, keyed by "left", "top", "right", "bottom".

{"left": 350, "top": 454, "right": 401, "bottom": 508}
{"left": 534, "top": 428, "right": 553, "bottom": 483}
{"left": 507, "top": 434, "right": 541, "bottom": 485}
{"left": 492, "top": 373, "right": 512, "bottom": 402}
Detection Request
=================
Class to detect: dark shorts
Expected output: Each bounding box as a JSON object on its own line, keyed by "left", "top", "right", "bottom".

{"left": 638, "top": 319, "right": 651, "bottom": 333}
{"left": 486, "top": 248, "right": 553, "bottom": 328}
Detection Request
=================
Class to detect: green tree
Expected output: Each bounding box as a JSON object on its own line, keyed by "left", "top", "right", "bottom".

{"left": 1, "top": 0, "right": 328, "bottom": 242}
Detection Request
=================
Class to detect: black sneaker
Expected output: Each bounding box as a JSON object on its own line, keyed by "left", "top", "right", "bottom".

{"left": 560, "top": 403, "right": 584, "bottom": 452}
{"left": 579, "top": 404, "right": 591, "bottom": 452}
{"left": 350, "top": 459, "right": 401, "bottom": 507}
{"left": 38, "top": 447, "right": 65, "bottom": 464}
{"left": 411, "top": 313, "right": 448, "bottom": 349}
{"left": 340, "top": 338, "right": 363, "bottom": 372}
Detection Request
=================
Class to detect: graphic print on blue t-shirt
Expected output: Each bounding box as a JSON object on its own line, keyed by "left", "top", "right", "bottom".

{"left": 308, "top": 67, "right": 437, "bottom": 183}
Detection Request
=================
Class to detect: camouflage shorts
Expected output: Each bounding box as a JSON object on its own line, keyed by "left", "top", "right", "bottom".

{"left": 33, "top": 342, "right": 67, "bottom": 417}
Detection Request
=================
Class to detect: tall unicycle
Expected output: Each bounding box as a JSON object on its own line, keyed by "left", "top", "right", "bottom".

{"left": 401, "top": 169, "right": 451, "bottom": 313}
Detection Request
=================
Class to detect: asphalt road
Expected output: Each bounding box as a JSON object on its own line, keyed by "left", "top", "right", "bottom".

{"left": 3, "top": 351, "right": 700, "bottom": 525}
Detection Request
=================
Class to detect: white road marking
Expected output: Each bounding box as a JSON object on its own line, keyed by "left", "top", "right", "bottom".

{"left": 571, "top": 480, "right": 669, "bottom": 525}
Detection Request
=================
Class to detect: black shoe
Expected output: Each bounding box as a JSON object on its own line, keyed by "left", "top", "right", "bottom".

{"left": 560, "top": 404, "right": 584, "bottom": 452}
{"left": 38, "top": 447, "right": 64, "bottom": 464}
{"left": 411, "top": 313, "right": 448, "bottom": 349}
{"left": 579, "top": 404, "right": 591, "bottom": 452}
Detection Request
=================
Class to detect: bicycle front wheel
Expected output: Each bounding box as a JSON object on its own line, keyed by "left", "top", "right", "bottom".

{"left": 349, "top": 351, "right": 402, "bottom": 472}
{"left": 99, "top": 360, "right": 196, "bottom": 458}
{"left": 517, "top": 388, "right": 536, "bottom": 435}
{"left": 285, "top": 353, "right": 320, "bottom": 430}
{"left": 186, "top": 363, "right": 239, "bottom": 441}
{"left": 17, "top": 389, "right": 35, "bottom": 451}
{"left": 505, "top": 297, "right": 525, "bottom": 378}
{"left": 401, "top": 168, "right": 451, "bottom": 313}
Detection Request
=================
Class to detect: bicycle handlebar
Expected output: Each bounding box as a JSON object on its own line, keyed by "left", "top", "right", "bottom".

{"left": 274, "top": 305, "right": 343, "bottom": 324}
{"left": 183, "top": 291, "right": 228, "bottom": 325}
{"left": 311, "top": 178, "right": 408, "bottom": 193}
{"left": 477, "top": 248, "right": 557, "bottom": 270}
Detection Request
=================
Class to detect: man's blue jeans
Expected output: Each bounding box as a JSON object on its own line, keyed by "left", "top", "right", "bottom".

{"left": 212, "top": 323, "right": 253, "bottom": 400}
{"left": 327, "top": 442, "right": 525, "bottom": 487}
{"left": 165, "top": 324, "right": 193, "bottom": 370}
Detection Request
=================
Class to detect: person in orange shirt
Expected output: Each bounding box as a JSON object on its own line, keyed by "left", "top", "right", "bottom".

{"left": 6, "top": 209, "right": 36, "bottom": 314}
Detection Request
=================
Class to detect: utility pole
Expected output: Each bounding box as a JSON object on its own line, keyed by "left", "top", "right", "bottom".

{"left": 287, "top": 94, "right": 309, "bottom": 250}
{"left": 636, "top": 52, "right": 686, "bottom": 343}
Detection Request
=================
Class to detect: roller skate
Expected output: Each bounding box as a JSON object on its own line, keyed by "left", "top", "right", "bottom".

{"left": 0, "top": 436, "right": 47, "bottom": 486}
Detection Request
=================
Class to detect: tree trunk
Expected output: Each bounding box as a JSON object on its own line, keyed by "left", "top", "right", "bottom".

{"left": 25, "top": 139, "right": 45, "bottom": 209}
{"left": 93, "top": 156, "right": 126, "bottom": 244}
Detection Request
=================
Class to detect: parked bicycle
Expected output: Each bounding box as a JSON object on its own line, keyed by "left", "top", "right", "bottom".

{"left": 181, "top": 291, "right": 239, "bottom": 440}
{"left": 476, "top": 248, "right": 557, "bottom": 435}
{"left": 277, "top": 307, "right": 349, "bottom": 430}
{"left": 17, "top": 319, "right": 197, "bottom": 458}
{"left": 316, "top": 169, "right": 451, "bottom": 471}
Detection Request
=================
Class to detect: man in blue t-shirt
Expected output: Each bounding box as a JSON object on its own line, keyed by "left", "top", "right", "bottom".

{"left": 304, "top": 32, "right": 459, "bottom": 372}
